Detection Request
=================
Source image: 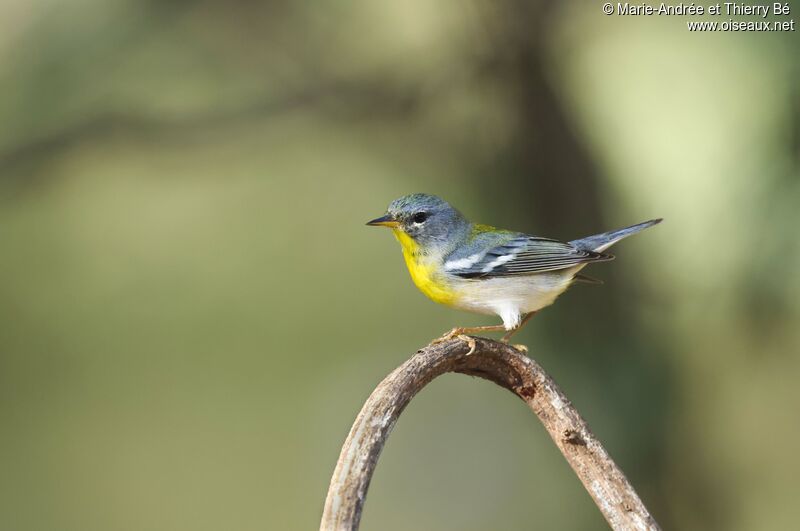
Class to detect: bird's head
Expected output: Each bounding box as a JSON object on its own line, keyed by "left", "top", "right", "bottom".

{"left": 366, "top": 193, "right": 469, "bottom": 251}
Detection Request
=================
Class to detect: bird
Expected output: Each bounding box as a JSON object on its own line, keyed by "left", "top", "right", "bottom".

{"left": 367, "top": 193, "right": 661, "bottom": 344}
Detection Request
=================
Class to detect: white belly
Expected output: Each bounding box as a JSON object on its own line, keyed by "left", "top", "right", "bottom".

{"left": 449, "top": 270, "right": 576, "bottom": 330}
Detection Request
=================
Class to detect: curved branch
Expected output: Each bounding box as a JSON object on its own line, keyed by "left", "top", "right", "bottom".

{"left": 320, "top": 337, "right": 660, "bottom": 530}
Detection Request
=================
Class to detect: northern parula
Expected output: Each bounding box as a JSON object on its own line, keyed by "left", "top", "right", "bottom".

{"left": 367, "top": 193, "right": 661, "bottom": 343}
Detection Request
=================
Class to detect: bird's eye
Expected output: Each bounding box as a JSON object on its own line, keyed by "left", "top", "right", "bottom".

{"left": 412, "top": 212, "right": 428, "bottom": 224}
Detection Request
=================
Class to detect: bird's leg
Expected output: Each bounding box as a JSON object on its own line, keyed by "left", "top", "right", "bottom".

{"left": 432, "top": 324, "right": 507, "bottom": 344}
{"left": 501, "top": 311, "right": 537, "bottom": 344}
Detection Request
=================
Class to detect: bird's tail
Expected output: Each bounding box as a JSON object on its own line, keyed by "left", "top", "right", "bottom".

{"left": 570, "top": 218, "right": 662, "bottom": 253}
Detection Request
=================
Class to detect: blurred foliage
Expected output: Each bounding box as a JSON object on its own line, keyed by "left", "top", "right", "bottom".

{"left": 1, "top": 1, "right": 798, "bottom": 530}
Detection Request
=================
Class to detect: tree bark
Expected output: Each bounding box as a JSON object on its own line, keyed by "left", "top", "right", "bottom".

{"left": 320, "top": 336, "right": 660, "bottom": 531}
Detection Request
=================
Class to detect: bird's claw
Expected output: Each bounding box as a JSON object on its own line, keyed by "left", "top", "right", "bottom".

{"left": 431, "top": 327, "right": 464, "bottom": 344}
{"left": 430, "top": 329, "right": 476, "bottom": 355}
{"left": 457, "top": 334, "right": 477, "bottom": 356}
{"left": 512, "top": 343, "right": 528, "bottom": 353}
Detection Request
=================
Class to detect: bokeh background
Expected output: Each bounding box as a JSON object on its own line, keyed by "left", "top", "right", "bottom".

{"left": 1, "top": 1, "right": 798, "bottom": 530}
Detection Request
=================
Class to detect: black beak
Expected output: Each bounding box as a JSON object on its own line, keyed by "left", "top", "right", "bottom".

{"left": 366, "top": 214, "right": 399, "bottom": 228}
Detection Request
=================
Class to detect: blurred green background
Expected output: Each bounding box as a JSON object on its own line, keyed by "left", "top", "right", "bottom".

{"left": 1, "top": 1, "right": 798, "bottom": 530}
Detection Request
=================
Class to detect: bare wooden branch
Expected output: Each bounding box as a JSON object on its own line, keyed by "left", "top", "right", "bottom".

{"left": 320, "top": 337, "right": 660, "bottom": 531}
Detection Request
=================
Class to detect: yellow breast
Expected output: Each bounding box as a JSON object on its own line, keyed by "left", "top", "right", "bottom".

{"left": 392, "top": 229, "right": 458, "bottom": 306}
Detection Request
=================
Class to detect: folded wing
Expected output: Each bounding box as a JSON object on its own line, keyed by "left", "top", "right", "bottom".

{"left": 444, "top": 233, "right": 613, "bottom": 279}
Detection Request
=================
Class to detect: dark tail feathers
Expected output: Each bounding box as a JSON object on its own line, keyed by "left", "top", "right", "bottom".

{"left": 570, "top": 218, "right": 662, "bottom": 253}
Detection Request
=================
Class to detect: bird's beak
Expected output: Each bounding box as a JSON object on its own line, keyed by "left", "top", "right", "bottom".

{"left": 366, "top": 214, "right": 399, "bottom": 228}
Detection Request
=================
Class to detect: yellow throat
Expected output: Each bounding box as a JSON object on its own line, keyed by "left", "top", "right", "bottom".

{"left": 392, "top": 229, "right": 457, "bottom": 306}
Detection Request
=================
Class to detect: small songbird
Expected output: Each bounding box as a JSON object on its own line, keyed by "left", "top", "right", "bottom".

{"left": 367, "top": 193, "right": 661, "bottom": 343}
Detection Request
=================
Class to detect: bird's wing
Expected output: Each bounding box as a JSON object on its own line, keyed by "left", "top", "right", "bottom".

{"left": 444, "top": 232, "right": 613, "bottom": 279}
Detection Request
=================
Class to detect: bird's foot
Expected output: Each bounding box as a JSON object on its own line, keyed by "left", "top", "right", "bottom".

{"left": 433, "top": 324, "right": 507, "bottom": 345}
{"left": 431, "top": 327, "right": 466, "bottom": 345}
{"left": 430, "top": 329, "right": 478, "bottom": 355}
{"left": 511, "top": 343, "right": 528, "bottom": 353}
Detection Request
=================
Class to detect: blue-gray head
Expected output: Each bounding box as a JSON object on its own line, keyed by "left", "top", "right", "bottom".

{"left": 366, "top": 193, "right": 470, "bottom": 250}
